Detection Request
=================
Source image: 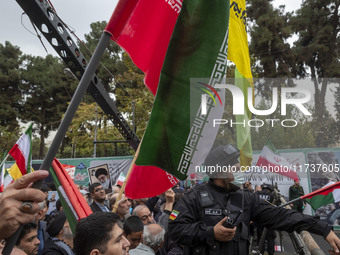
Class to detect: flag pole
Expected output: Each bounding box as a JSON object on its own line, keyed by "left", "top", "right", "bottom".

{"left": 35, "top": 31, "right": 112, "bottom": 186}
{"left": 279, "top": 181, "right": 340, "bottom": 208}
{"left": 279, "top": 197, "right": 302, "bottom": 208}
{"left": 3, "top": 32, "right": 112, "bottom": 255}
{"left": 0, "top": 154, "right": 10, "bottom": 169}
{"left": 112, "top": 141, "right": 141, "bottom": 213}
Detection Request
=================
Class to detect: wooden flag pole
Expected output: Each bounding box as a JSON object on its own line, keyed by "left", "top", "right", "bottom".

{"left": 112, "top": 140, "right": 141, "bottom": 213}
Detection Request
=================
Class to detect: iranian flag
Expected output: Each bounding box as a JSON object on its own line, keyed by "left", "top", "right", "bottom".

{"left": 115, "top": 172, "right": 126, "bottom": 187}
{"left": 105, "top": 0, "right": 250, "bottom": 198}
{"left": 0, "top": 168, "right": 14, "bottom": 192}
{"left": 0, "top": 160, "right": 14, "bottom": 192}
{"left": 9, "top": 124, "right": 32, "bottom": 176}
{"left": 256, "top": 140, "right": 298, "bottom": 181}
{"left": 51, "top": 159, "right": 92, "bottom": 233}
{"left": 303, "top": 181, "right": 340, "bottom": 210}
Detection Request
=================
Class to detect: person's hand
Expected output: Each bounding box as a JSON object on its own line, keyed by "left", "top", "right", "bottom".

{"left": 213, "top": 217, "right": 236, "bottom": 242}
{"left": 0, "top": 170, "right": 49, "bottom": 240}
{"left": 164, "top": 189, "right": 175, "bottom": 211}
{"left": 326, "top": 230, "right": 340, "bottom": 254}
{"left": 165, "top": 189, "right": 175, "bottom": 204}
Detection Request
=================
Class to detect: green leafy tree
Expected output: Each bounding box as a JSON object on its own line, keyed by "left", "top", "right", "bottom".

{"left": 60, "top": 102, "right": 133, "bottom": 158}
{"left": 0, "top": 41, "right": 22, "bottom": 153}
{"left": 79, "top": 21, "right": 127, "bottom": 92}
{"left": 247, "top": 0, "right": 296, "bottom": 98}
{"left": 114, "top": 52, "right": 154, "bottom": 138}
{"left": 292, "top": 0, "right": 340, "bottom": 147}
{"left": 19, "top": 55, "right": 77, "bottom": 158}
{"left": 31, "top": 137, "right": 48, "bottom": 159}
{"left": 250, "top": 99, "right": 316, "bottom": 150}
{"left": 78, "top": 22, "right": 153, "bottom": 143}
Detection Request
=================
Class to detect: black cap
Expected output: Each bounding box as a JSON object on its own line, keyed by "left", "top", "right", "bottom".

{"left": 95, "top": 168, "right": 108, "bottom": 179}
{"left": 47, "top": 211, "right": 66, "bottom": 237}
{"left": 261, "top": 183, "right": 274, "bottom": 192}
{"left": 204, "top": 144, "right": 240, "bottom": 167}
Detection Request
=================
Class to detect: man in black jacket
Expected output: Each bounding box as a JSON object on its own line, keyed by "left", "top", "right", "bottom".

{"left": 89, "top": 183, "right": 110, "bottom": 213}
{"left": 256, "top": 183, "right": 276, "bottom": 255}
{"left": 43, "top": 211, "right": 74, "bottom": 255}
{"left": 168, "top": 144, "right": 340, "bottom": 255}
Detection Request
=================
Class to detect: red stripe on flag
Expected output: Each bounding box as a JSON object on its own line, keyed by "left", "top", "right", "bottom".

{"left": 9, "top": 144, "right": 27, "bottom": 175}
{"left": 125, "top": 165, "right": 178, "bottom": 199}
{"left": 105, "top": 0, "right": 138, "bottom": 39}
{"left": 105, "top": 0, "right": 181, "bottom": 95}
{"left": 302, "top": 181, "right": 340, "bottom": 200}
{"left": 256, "top": 156, "right": 298, "bottom": 181}
{"left": 52, "top": 159, "right": 92, "bottom": 219}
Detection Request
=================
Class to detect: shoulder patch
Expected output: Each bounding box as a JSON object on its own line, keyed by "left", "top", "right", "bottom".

{"left": 169, "top": 210, "right": 179, "bottom": 221}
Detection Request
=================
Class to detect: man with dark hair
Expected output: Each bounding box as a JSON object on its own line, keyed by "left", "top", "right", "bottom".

{"left": 243, "top": 181, "right": 252, "bottom": 191}
{"left": 15, "top": 222, "right": 40, "bottom": 255}
{"left": 123, "top": 216, "right": 144, "bottom": 250}
{"left": 73, "top": 212, "right": 130, "bottom": 255}
{"left": 89, "top": 183, "right": 110, "bottom": 213}
{"left": 43, "top": 211, "right": 74, "bottom": 255}
{"left": 95, "top": 168, "right": 112, "bottom": 191}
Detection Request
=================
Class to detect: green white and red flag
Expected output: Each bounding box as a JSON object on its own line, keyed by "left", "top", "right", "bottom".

{"left": 127, "top": 0, "right": 228, "bottom": 198}
{"left": 8, "top": 124, "right": 32, "bottom": 176}
{"left": 51, "top": 158, "right": 92, "bottom": 233}
{"left": 115, "top": 172, "right": 126, "bottom": 186}
{"left": 303, "top": 181, "right": 340, "bottom": 210}
{"left": 105, "top": 0, "right": 183, "bottom": 198}
{"left": 0, "top": 155, "right": 14, "bottom": 192}
{"left": 256, "top": 140, "right": 298, "bottom": 181}
{"left": 105, "top": 0, "right": 250, "bottom": 198}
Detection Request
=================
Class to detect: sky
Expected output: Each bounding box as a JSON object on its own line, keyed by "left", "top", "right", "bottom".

{"left": 1, "top": 0, "right": 302, "bottom": 57}
{"left": 1, "top": 0, "right": 118, "bottom": 56}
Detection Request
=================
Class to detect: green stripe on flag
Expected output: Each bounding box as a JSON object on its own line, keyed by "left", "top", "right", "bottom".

{"left": 49, "top": 166, "right": 78, "bottom": 233}
{"left": 266, "top": 138, "right": 278, "bottom": 154}
{"left": 26, "top": 124, "right": 33, "bottom": 174}
{"left": 305, "top": 192, "right": 335, "bottom": 211}
{"left": 135, "top": 0, "right": 230, "bottom": 180}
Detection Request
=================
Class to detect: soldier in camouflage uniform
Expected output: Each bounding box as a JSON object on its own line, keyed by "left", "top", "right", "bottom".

{"left": 289, "top": 180, "right": 306, "bottom": 212}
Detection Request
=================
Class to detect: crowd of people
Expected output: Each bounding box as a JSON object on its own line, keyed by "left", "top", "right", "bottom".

{"left": 1, "top": 144, "right": 340, "bottom": 255}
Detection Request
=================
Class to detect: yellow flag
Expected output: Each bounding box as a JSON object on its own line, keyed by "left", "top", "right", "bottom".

{"left": 8, "top": 163, "right": 22, "bottom": 180}
{"left": 8, "top": 163, "right": 34, "bottom": 180}
{"left": 227, "top": 0, "right": 253, "bottom": 167}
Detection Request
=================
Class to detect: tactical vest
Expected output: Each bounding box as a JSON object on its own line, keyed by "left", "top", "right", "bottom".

{"left": 185, "top": 184, "right": 250, "bottom": 255}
